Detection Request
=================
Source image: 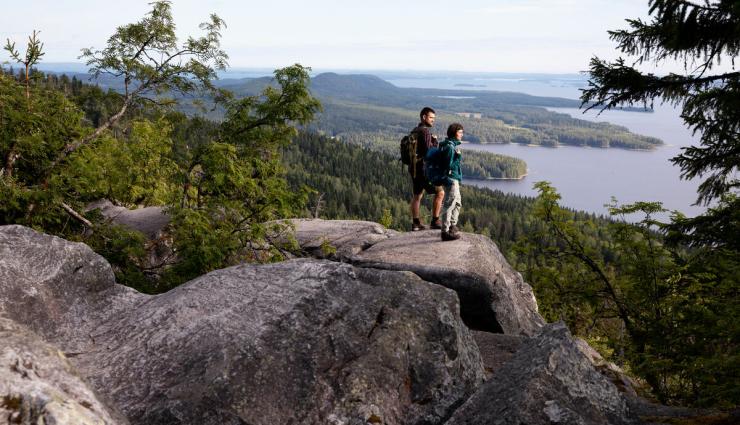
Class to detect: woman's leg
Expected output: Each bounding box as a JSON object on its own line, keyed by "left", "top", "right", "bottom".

{"left": 447, "top": 180, "right": 462, "bottom": 230}
{"left": 442, "top": 180, "right": 461, "bottom": 232}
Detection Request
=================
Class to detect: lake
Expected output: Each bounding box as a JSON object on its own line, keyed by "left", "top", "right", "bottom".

{"left": 385, "top": 74, "right": 705, "bottom": 219}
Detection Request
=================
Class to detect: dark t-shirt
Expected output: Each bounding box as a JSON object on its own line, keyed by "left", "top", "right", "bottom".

{"left": 412, "top": 123, "right": 438, "bottom": 158}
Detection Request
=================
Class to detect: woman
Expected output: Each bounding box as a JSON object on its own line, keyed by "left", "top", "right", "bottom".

{"left": 439, "top": 123, "right": 464, "bottom": 241}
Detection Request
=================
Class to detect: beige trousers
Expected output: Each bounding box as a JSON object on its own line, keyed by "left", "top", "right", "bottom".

{"left": 442, "top": 179, "right": 461, "bottom": 232}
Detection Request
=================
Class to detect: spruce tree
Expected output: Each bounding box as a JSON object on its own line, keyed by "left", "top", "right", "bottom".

{"left": 581, "top": 0, "right": 739, "bottom": 205}
{"left": 576, "top": 1, "right": 739, "bottom": 406}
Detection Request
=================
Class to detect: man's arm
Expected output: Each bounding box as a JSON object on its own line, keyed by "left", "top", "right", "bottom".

{"left": 420, "top": 126, "right": 435, "bottom": 150}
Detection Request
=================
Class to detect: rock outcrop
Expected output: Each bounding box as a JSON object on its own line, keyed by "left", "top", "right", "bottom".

{"left": 1, "top": 225, "right": 485, "bottom": 425}
{"left": 470, "top": 331, "right": 524, "bottom": 377}
{"left": 75, "top": 212, "right": 546, "bottom": 338}
{"left": 0, "top": 318, "right": 127, "bottom": 425}
{"left": 1, "top": 221, "right": 649, "bottom": 425}
{"left": 0, "top": 225, "right": 146, "bottom": 353}
{"left": 86, "top": 199, "right": 169, "bottom": 239}
{"left": 286, "top": 219, "right": 545, "bottom": 336}
{"left": 78, "top": 260, "right": 485, "bottom": 425}
{"left": 287, "top": 218, "right": 396, "bottom": 259}
{"left": 445, "top": 322, "right": 638, "bottom": 425}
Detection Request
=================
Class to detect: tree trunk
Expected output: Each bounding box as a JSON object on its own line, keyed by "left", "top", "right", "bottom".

{"left": 4, "top": 144, "right": 18, "bottom": 178}
{"left": 24, "top": 63, "right": 30, "bottom": 101}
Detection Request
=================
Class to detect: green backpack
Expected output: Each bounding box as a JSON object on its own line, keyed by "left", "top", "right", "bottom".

{"left": 400, "top": 130, "right": 420, "bottom": 177}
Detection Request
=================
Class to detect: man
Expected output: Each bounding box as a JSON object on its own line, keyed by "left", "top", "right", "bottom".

{"left": 409, "top": 107, "right": 445, "bottom": 231}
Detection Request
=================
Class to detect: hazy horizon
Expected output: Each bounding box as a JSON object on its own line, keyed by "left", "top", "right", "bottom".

{"left": 28, "top": 62, "right": 589, "bottom": 78}
{"left": 5, "top": 0, "right": 733, "bottom": 75}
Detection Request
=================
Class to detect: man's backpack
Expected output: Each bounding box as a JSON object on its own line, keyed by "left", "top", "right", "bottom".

{"left": 424, "top": 141, "right": 451, "bottom": 186}
{"left": 400, "top": 131, "right": 419, "bottom": 176}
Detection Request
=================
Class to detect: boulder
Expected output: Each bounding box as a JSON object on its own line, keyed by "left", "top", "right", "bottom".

{"left": 327, "top": 225, "right": 544, "bottom": 336}
{"left": 74, "top": 259, "right": 485, "bottom": 425}
{"left": 445, "top": 322, "right": 638, "bottom": 425}
{"left": 470, "top": 331, "right": 524, "bottom": 377}
{"left": 0, "top": 225, "right": 145, "bottom": 353}
{"left": 1, "top": 225, "right": 485, "bottom": 425}
{"left": 285, "top": 220, "right": 544, "bottom": 336}
{"left": 86, "top": 199, "right": 169, "bottom": 239}
{"left": 0, "top": 317, "right": 127, "bottom": 425}
{"left": 574, "top": 338, "right": 641, "bottom": 397}
{"left": 282, "top": 218, "right": 396, "bottom": 259}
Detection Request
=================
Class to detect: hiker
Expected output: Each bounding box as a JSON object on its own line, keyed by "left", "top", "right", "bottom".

{"left": 408, "top": 107, "right": 445, "bottom": 231}
{"left": 438, "top": 123, "right": 464, "bottom": 241}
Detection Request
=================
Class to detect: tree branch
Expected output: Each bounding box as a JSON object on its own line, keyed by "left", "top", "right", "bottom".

{"left": 46, "top": 94, "right": 132, "bottom": 173}
{"left": 61, "top": 202, "right": 93, "bottom": 228}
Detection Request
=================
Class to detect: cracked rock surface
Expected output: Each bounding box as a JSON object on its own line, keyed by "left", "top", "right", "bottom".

{"left": 444, "top": 322, "right": 639, "bottom": 425}
{"left": 0, "top": 225, "right": 146, "bottom": 353}
{"left": 0, "top": 317, "right": 127, "bottom": 425}
{"left": 1, "top": 225, "right": 484, "bottom": 425}
{"left": 288, "top": 220, "right": 545, "bottom": 336}
{"left": 282, "top": 218, "right": 397, "bottom": 259}
{"left": 2, "top": 223, "right": 649, "bottom": 425}
{"left": 77, "top": 260, "right": 485, "bottom": 425}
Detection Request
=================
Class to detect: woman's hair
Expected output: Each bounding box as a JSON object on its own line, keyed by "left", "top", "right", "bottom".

{"left": 447, "top": 123, "right": 464, "bottom": 139}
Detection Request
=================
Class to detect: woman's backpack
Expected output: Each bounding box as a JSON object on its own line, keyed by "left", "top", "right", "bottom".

{"left": 424, "top": 140, "right": 451, "bottom": 186}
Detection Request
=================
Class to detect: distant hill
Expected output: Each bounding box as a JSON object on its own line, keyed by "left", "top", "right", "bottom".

{"left": 311, "top": 72, "right": 398, "bottom": 96}
{"left": 24, "top": 67, "right": 662, "bottom": 149}
{"left": 214, "top": 72, "right": 583, "bottom": 110}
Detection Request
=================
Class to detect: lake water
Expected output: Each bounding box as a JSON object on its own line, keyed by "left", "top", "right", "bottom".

{"left": 385, "top": 74, "right": 705, "bottom": 219}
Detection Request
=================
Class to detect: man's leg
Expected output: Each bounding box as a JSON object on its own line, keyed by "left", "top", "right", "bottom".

{"left": 432, "top": 188, "right": 445, "bottom": 222}
{"left": 410, "top": 192, "right": 423, "bottom": 220}
{"left": 410, "top": 172, "right": 427, "bottom": 230}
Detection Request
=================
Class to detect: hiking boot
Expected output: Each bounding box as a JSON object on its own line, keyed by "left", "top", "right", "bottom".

{"left": 449, "top": 224, "right": 461, "bottom": 237}
{"left": 430, "top": 219, "right": 442, "bottom": 230}
{"left": 411, "top": 222, "right": 427, "bottom": 231}
{"left": 441, "top": 229, "right": 461, "bottom": 241}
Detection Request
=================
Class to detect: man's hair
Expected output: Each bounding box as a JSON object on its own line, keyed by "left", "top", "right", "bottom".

{"left": 420, "top": 107, "right": 436, "bottom": 120}
{"left": 447, "top": 123, "right": 464, "bottom": 139}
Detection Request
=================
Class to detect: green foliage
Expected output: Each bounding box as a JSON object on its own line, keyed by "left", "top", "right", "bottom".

{"left": 4, "top": 30, "right": 44, "bottom": 99}
{"left": 49, "top": 0, "right": 229, "bottom": 176}
{"left": 379, "top": 208, "right": 393, "bottom": 228}
{"left": 161, "top": 64, "right": 320, "bottom": 287}
{"left": 2, "top": 6, "right": 318, "bottom": 292}
{"left": 63, "top": 119, "right": 179, "bottom": 206}
{"left": 319, "top": 238, "right": 337, "bottom": 257}
{"left": 80, "top": 0, "right": 228, "bottom": 100}
{"left": 79, "top": 221, "right": 152, "bottom": 293}
{"left": 4, "top": 31, "right": 44, "bottom": 68}
{"left": 0, "top": 73, "right": 87, "bottom": 231}
{"left": 520, "top": 182, "right": 739, "bottom": 407}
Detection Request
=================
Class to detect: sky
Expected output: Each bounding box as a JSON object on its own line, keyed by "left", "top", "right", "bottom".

{"left": 0, "top": 0, "right": 727, "bottom": 74}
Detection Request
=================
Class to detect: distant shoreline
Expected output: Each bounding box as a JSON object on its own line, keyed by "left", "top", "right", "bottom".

{"left": 465, "top": 141, "right": 659, "bottom": 151}
{"left": 469, "top": 173, "right": 529, "bottom": 181}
